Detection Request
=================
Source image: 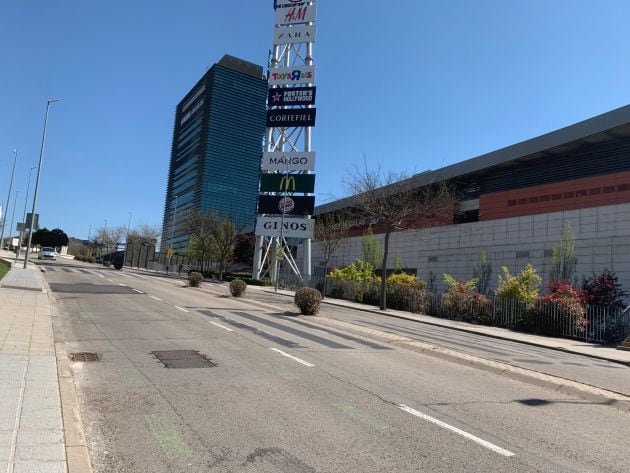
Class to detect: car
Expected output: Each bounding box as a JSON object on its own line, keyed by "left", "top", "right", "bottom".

{"left": 38, "top": 247, "right": 57, "bottom": 260}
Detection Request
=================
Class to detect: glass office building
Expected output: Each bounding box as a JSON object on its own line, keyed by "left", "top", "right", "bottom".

{"left": 160, "top": 55, "right": 267, "bottom": 252}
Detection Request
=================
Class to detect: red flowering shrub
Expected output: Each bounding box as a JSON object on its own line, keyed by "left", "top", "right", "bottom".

{"left": 582, "top": 269, "right": 627, "bottom": 309}
{"left": 442, "top": 275, "right": 493, "bottom": 324}
{"left": 525, "top": 280, "right": 586, "bottom": 336}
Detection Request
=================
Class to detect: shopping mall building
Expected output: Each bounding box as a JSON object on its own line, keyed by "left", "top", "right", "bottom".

{"left": 308, "top": 105, "right": 630, "bottom": 292}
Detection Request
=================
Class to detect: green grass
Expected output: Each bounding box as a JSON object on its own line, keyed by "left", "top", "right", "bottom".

{"left": 0, "top": 259, "right": 10, "bottom": 281}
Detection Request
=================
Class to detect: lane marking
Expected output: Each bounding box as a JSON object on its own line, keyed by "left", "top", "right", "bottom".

{"left": 269, "top": 348, "right": 314, "bottom": 367}
{"left": 107, "top": 279, "right": 113, "bottom": 282}
{"left": 335, "top": 404, "right": 391, "bottom": 431}
{"left": 118, "top": 283, "right": 127, "bottom": 287}
{"left": 136, "top": 274, "right": 149, "bottom": 279}
{"left": 132, "top": 288, "right": 144, "bottom": 294}
{"left": 145, "top": 414, "right": 192, "bottom": 459}
{"left": 119, "top": 273, "right": 132, "bottom": 278}
{"left": 398, "top": 405, "right": 515, "bottom": 457}
{"left": 150, "top": 296, "right": 162, "bottom": 301}
{"left": 174, "top": 306, "right": 189, "bottom": 313}
{"left": 209, "top": 321, "right": 234, "bottom": 332}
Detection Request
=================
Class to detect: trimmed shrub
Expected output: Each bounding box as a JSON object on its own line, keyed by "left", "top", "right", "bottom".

{"left": 103, "top": 260, "right": 111, "bottom": 268}
{"left": 328, "top": 260, "right": 375, "bottom": 283}
{"left": 295, "top": 287, "right": 322, "bottom": 315}
{"left": 229, "top": 278, "right": 247, "bottom": 297}
{"left": 188, "top": 271, "right": 203, "bottom": 288}
{"left": 88, "top": 256, "right": 96, "bottom": 263}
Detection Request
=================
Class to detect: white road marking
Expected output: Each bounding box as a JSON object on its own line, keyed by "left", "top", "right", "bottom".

{"left": 397, "top": 405, "right": 515, "bottom": 457}
{"left": 107, "top": 279, "right": 113, "bottom": 282}
{"left": 136, "top": 275, "right": 149, "bottom": 279}
{"left": 174, "top": 306, "right": 189, "bottom": 313}
{"left": 150, "top": 296, "right": 162, "bottom": 301}
{"left": 269, "top": 348, "right": 314, "bottom": 367}
{"left": 118, "top": 283, "right": 127, "bottom": 287}
{"left": 119, "top": 273, "right": 132, "bottom": 278}
{"left": 132, "top": 289, "right": 144, "bottom": 294}
{"left": 209, "top": 321, "right": 234, "bottom": 332}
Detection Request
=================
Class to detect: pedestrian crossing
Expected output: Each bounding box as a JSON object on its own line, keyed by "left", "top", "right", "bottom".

{"left": 39, "top": 264, "right": 187, "bottom": 284}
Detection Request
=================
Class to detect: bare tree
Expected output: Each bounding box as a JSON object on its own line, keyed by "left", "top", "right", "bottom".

{"left": 186, "top": 211, "right": 238, "bottom": 278}
{"left": 209, "top": 218, "right": 238, "bottom": 281}
{"left": 345, "top": 162, "right": 457, "bottom": 310}
{"left": 314, "top": 212, "right": 352, "bottom": 297}
{"left": 127, "top": 224, "right": 161, "bottom": 246}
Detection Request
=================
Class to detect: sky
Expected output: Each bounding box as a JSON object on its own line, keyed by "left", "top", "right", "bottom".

{"left": 1, "top": 0, "right": 630, "bottom": 241}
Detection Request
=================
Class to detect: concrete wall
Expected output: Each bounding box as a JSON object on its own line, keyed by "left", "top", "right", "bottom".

{"left": 304, "top": 202, "right": 630, "bottom": 294}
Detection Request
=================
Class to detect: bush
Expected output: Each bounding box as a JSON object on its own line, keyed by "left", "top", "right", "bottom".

{"left": 295, "top": 287, "right": 322, "bottom": 315}
{"left": 495, "top": 264, "right": 541, "bottom": 303}
{"left": 387, "top": 283, "right": 428, "bottom": 313}
{"left": 582, "top": 269, "right": 627, "bottom": 309}
{"left": 88, "top": 256, "right": 96, "bottom": 263}
{"left": 441, "top": 274, "right": 492, "bottom": 323}
{"left": 328, "top": 260, "right": 375, "bottom": 283}
{"left": 74, "top": 255, "right": 83, "bottom": 261}
{"left": 103, "top": 260, "right": 111, "bottom": 268}
{"left": 188, "top": 271, "right": 203, "bottom": 287}
{"left": 229, "top": 278, "right": 247, "bottom": 297}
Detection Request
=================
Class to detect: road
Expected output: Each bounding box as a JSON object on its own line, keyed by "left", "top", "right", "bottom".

{"left": 42, "top": 259, "right": 630, "bottom": 472}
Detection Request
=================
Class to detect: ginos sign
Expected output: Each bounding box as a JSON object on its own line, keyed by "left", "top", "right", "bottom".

{"left": 256, "top": 216, "right": 315, "bottom": 239}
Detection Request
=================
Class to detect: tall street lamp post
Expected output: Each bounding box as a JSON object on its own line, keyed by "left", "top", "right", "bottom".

{"left": 15, "top": 166, "right": 36, "bottom": 262}
{"left": 0, "top": 148, "right": 18, "bottom": 251}
{"left": 24, "top": 99, "right": 59, "bottom": 268}
{"left": 8, "top": 190, "right": 19, "bottom": 250}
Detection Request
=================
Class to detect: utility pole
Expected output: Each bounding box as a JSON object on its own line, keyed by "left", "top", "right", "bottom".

{"left": 1, "top": 148, "right": 18, "bottom": 251}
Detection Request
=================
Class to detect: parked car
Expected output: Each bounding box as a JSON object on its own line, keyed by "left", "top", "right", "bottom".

{"left": 38, "top": 247, "right": 57, "bottom": 260}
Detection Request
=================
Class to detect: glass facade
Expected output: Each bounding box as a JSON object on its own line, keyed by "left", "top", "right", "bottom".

{"left": 161, "top": 55, "right": 267, "bottom": 252}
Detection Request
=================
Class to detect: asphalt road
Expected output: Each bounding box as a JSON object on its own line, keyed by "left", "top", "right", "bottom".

{"left": 43, "top": 260, "right": 630, "bottom": 473}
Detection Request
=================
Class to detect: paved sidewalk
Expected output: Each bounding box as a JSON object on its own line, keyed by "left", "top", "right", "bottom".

{"left": 0, "top": 252, "right": 87, "bottom": 473}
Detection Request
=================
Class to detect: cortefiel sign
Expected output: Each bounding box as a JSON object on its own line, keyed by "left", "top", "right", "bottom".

{"left": 273, "top": 25, "right": 316, "bottom": 45}
{"left": 258, "top": 195, "right": 315, "bottom": 216}
{"left": 268, "top": 86, "right": 316, "bottom": 107}
{"left": 256, "top": 216, "right": 314, "bottom": 239}
{"left": 268, "top": 66, "right": 315, "bottom": 86}
{"left": 267, "top": 109, "right": 316, "bottom": 128}
{"left": 261, "top": 152, "right": 316, "bottom": 172}
{"left": 260, "top": 174, "right": 316, "bottom": 193}
{"left": 275, "top": 4, "right": 317, "bottom": 25}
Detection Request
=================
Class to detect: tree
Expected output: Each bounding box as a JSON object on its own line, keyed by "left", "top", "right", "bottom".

{"left": 549, "top": 222, "right": 577, "bottom": 283}
{"left": 344, "top": 162, "right": 457, "bottom": 310}
{"left": 472, "top": 251, "right": 492, "bottom": 295}
{"left": 127, "top": 224, "right": 160, "bottom": 246}
{"left": 186, "top": 211, "right": 239, "bottom": 278}
{"left": 314, "top": 212, "right": 351, "bottom": 297}
{"left": 31, "top": 228, "right": 50, "bottom": 247}
{"left": 209, "top": 218, "right": 238, "bottom": 280}
{"left": 361, "top": 226, "right": 383, "bottom": 268}
{"left": 49, "top": 228, "right": 69, "bottom": 249}
{"left": 233, "top": 234, "right": 256, "bottom": 266}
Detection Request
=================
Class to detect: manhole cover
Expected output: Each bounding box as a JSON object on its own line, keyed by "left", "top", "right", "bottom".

{"left": 151, "top": 350, "right": 217, "bottom": 369}
{"left": 69, "top": 352, "right": 101, "bottom": 362}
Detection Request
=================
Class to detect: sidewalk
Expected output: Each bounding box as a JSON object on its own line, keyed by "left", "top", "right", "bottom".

{"left": 0, "top": 251, "right": 89, "bottom": 473}
{"left": 258, "top": 286, "right": 630, "bottom": 366}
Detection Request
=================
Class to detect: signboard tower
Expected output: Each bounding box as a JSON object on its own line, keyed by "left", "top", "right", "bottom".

{"left": 252, "top": 1, "right": 318, "bottom": 284}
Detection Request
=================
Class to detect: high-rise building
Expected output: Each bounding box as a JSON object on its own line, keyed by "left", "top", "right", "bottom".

{"left": 160, "top": 55, "right": 267, "bottom": 252}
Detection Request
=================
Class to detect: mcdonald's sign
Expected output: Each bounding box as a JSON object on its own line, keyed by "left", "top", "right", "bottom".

{"left": 260, "top": 174, "right": 315, "bottom": 193}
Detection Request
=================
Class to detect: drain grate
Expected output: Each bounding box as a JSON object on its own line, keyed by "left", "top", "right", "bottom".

{"left": 69, "top": 352, "right": 101, "bottom": 362}
{"left": 151, "top": 350, "right": 217, "bottom": 369}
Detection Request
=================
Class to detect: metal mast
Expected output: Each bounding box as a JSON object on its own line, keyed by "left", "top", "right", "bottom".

{"left": 253, "top": 0, "right": 318, "bottom": 285}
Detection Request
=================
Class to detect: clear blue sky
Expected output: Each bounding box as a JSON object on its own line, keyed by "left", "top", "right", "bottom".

{"left": 1, "top": 1, "right": 630, "bottom": 241}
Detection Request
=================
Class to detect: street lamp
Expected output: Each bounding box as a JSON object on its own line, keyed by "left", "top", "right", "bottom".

{"left": 24, "top": 99, "right": 59, "bottom": 268}
{"left": 0, "top": 148, "right": 18, "bottom": 251}
{"left": 8, "top": 190, "right": 19, "bottom": 251}
{"left": 124, "top": 211, "right": 132, "bottom": 267}
{"left": 15, "top": 166, "right": 36, "bottom": 262}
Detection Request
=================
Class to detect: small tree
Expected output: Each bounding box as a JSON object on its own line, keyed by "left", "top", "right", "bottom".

{"left": 315, "top": 212, "right": 351, "bottom": 298}
{"left": 209, "top": 218, "right": 238, "bottom": 280}
{"left": 345, "top": 161, "right": 457, "bottom": 310}
{"left": 549, "top": 222, "right": 577, "bottom": 283}
{"left": 127, "top": 224, "right": 160, "bottom": 246}
{"left": 233, "top": 234, "right": 256, "bottom": 266}
{"left": 472, "top": 251, "right": 492, "bottom": 295}
{"left": 361, "top": 226, "right": 383, "bottom": 269}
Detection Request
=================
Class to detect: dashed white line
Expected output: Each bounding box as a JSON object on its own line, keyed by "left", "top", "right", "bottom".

{"left": 150, "top": 296, "right": 162, "bottom": 301}
{"left": 119, "top": 273, "right": 132, "bottom": 278}
{"left": 118, "top": 283, "right": 127, "bottom": 287}
{"left": 397, "top": 405, "right": 515, "bottom": 457}
{"left": 269, "top": 348, "right": 314, "bottom": 367}
{"left": 209, "top": 321, "right": 234, "bottom": 332}
{"left": 174, "top": 306, "right": 189, "bottom": 313}
{"left": 132, "top": 289, "right": 144, "bottom": 294}
{"left": 107, "top": 279, "right": 113, "bottom": 282}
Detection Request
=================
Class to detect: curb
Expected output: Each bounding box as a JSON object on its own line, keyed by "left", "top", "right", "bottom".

{"left": 262, "top": 289, "right": 630, "bottom": 367}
